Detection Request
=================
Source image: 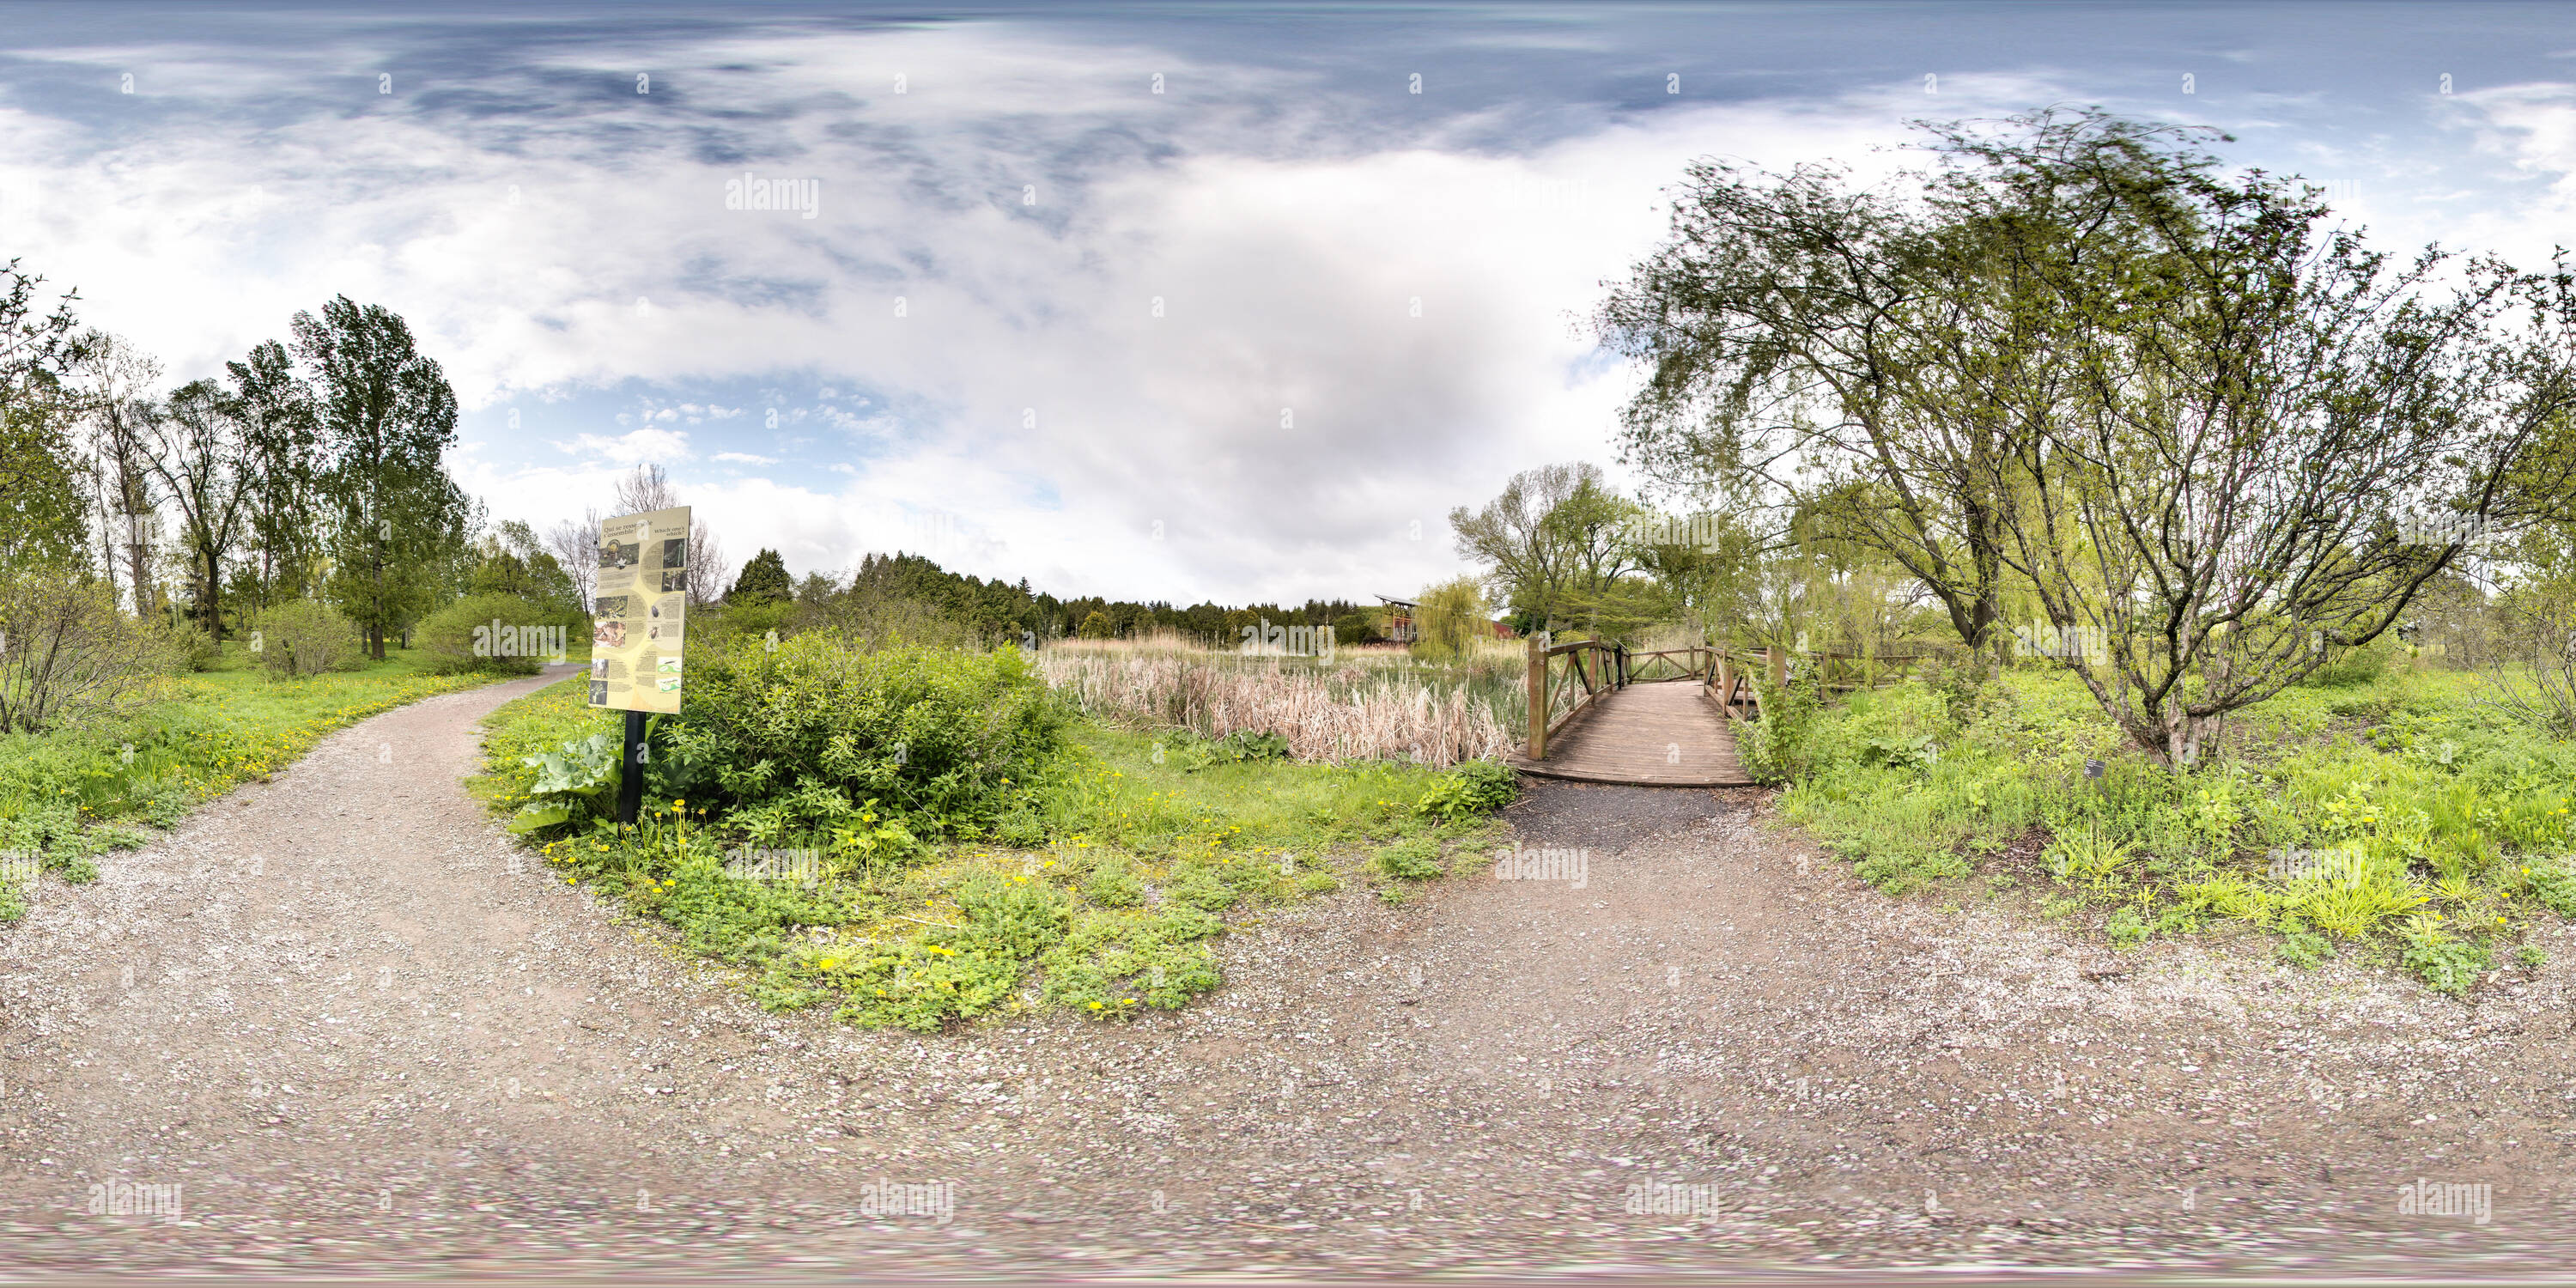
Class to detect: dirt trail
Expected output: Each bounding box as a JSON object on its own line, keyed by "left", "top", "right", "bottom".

{"left": 5, "top": 671, "right": 2575, "bottom": 1277}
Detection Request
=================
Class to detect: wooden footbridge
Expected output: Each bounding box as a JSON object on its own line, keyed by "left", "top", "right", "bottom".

{"left": 1504, "top": 638, "right": 1923, "bottom": 787}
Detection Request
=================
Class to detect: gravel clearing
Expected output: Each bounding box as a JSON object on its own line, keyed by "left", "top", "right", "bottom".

{"left": 5, "top": 670, "right": 2574, "bottom": 1278}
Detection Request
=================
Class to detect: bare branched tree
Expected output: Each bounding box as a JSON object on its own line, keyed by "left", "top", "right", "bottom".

{"left": 70, "top": 332, "right": 164, "bottom": 616}
{"left": 545, "top": 508, "right": 601, "bottom": 609}
{"left": 610, "top": 463, "right": 727, "bottom": 606}
{"left": 141, "top": 380, "right": 254, "bottom": 638}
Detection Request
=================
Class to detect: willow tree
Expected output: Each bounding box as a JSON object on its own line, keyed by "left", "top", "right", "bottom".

{"left": 1952, "top": 113, "right": 2576, "bottom": 766}
{"left": 1605, "top": 108, "right": 2576, "bottom": 766}
{"left": 1595, "top": 128, "right": 2070, "bottom": 655}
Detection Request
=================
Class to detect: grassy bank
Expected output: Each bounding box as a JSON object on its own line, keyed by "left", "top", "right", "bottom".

{"left": 0, "top": 642, "right": 501, "bottom": 913}
{"left": 473, "top": 673, "right": 1511, "bottom": 1030}
{"left": 1776, "top": 664, "right": 2576, "bottom": 993}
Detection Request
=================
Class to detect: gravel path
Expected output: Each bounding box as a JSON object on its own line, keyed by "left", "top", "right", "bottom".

{"left": 5, "top": 671, "right": 2574, "bottom": 1278}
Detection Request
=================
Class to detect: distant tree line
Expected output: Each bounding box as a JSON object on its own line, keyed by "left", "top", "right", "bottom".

{"left": 726, "top": 550, "right": 1390, "bottom": 648}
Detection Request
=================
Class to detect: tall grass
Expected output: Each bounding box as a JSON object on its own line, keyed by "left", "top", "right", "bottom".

{"left": 1036, "top": 638, "right": 1518, "bottom": 767}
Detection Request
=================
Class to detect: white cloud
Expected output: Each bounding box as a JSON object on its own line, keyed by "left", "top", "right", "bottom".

{"left": 559, "top": 428, "right": 692, "bottom": 462}
{"left": 21, "top": 17, "right": 2561, "bottom": 607}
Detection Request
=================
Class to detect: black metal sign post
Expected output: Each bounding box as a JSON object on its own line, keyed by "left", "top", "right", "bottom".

{"left": 617, "top": 709, "right": 647, "bottom": 825}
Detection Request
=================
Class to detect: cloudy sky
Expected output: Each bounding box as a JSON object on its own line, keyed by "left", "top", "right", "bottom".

{"left": 5, "top": 1, "right": 2576, "bottom": 605}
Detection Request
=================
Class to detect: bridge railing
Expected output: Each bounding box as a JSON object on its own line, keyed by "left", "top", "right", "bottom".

{"left": 1702, "top": 645, "right": 1930, "bottom": 712}
{"left": 1524, "top": 636, "right": 1623, "bottom": 761}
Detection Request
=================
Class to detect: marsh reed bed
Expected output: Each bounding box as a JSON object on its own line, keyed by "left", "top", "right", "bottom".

{"left": 1036, "top": 636, "right": 1522, "bottom": 768}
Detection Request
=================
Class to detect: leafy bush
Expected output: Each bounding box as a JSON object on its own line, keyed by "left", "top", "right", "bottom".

{"left": 677, "top": 635, "right": 1071, "bottom": 842}
{"left": 416, "top": 592, "right": 581, "bottom": 675}
{"left": 1078, "top": 854, "right": 1145, "bottom": 907}
{"left": 252, "top": 599, "right": 364, "bottom": 677}
{"left": 0, "top": 572, "right": 174, "bottom": 732}
{"left": 506, "top": 730, "right": 622, "bottom": 834}
{"left": 1374, "top": 835, "right": 1444, "bottom": 879}
{"left": 2526, "top": 858, "right": 2576, "bottom": 918}
{"left": 2398, "top": 914, "right": 2493, "bottom": 995}
{"left": 1038, "top": 907, "right": 1223, "bottom": 1017}
{"left": 1858, "top": 731, "right": 1939, "bottom": 770}
{"left": 2276, "top": 929, "right": 2334, "bottom": 969}
{"left": 2043, "top": 824, "right": 2134, "bottom": 885}
{"left": 161, "top": 619, "right": 221, "bottom": 672}
{"left": 1163, "top": 727, "right": 1291, "bottom": 771}
{"left": 2303, "top": 636, "right": 2395, "bottom": 689}
{"left": 1415, "top": 758, "right": 1518, "bottom": 819}
{"left": 2105, "top": 905, "right": 2149, "bottom": 949}
{"left": 1737, "top": 659, "right": 1826, "bottom": 784}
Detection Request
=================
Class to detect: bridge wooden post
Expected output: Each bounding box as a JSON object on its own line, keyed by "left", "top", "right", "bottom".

{"left": 1527, "top": 634, "right": 1547, "bottom": 761}
{"left": 1716, "top": 653, "right": 1734, "bottom": 712}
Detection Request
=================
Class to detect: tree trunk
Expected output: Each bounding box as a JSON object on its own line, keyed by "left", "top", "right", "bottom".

{"left": 95, "top": 491, "right": 118, "bottom": 608}
{"left": 205, "top": 550, "right": 224, "bottom": 641}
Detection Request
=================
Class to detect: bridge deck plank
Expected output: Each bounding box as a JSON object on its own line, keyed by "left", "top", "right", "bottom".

{"left": 1507, "top": 680, "right": 1758, "bottom": 787}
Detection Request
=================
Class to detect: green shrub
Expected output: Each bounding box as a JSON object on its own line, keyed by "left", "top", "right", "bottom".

{"left": 1374, "top": 835, "right": 1443, "bottom": 880}
{"left": 2401, "top": 924, "right": 2493, "bottom": 996}
{"left": 2105, "top": 905, "right": 2149, "bottom": 949}
{"left": 1038, "top": 907, "right": 1224, "bottom": 1018}
{"left": 677, "top": 635, "right": 1072, "bottom": 842}
{"left": 1167, "top": 865, "right": 1242, "bottom": 909}
{"left": 706, "top": 598, "right": 796, "bottom": 652}
{"left": 2303, "top": 637, "right": 2395, "bottom": 689}
{"left": 1739, "top": 659, "right": 1826, "bottom": 784}
{"left": 1079, "top": 854, "right": 1145, "bottom": 908}
{"left": 506, "top": 730, "right": 623, "bottom": 834}
{"left": 416, "top": 592, "right": 581, "bottom": 675}
{"left": 1416, "top": 759, "right": 1518, "bottom": 819}
{"left": 252, "top": 600, "right": 365, "bottom": 677}
{"left": 2277, "top": 930, "right": 2334, "bottom": 969}
{"left": 0, "top": 572, "right": 174, "bottom": 732}
{"left": 1164, "top": 728, "right": 1290, "bottom": 772}
{"left": 2526, "top": 859, "right": 2576, "bottom": 918}
{"left": 161, "top": 619, "right": 222, "bottom": 672}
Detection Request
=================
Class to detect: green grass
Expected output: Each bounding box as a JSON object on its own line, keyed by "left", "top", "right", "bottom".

{"left": 0, "top": 640, "right": 501, "bottom": 911}
{"left": 474, "top": 677, "right": 1510, "bottom": 1030}
{"left": 1779, "top": 664, "right": 2568, "bottom": 994}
